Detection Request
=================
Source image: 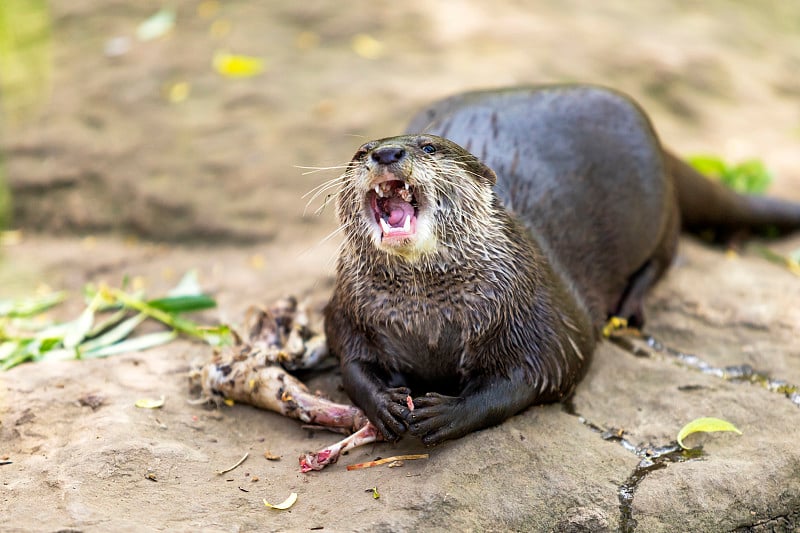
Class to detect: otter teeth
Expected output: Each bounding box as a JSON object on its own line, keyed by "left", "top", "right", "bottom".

{"left": 372, "top": 181, "right": 413, "bottom": 200}
{"left": 379, "top": 214, "right": 412, "bottom": 236}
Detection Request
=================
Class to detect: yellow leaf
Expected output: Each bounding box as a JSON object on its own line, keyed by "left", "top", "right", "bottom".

{"left": 135, "top": 396, "right": 165, "bottom": 409}
{"left": 197, "top": 0, "right": 220, "bottom": 19}
{"left": 602, "top": 316, "right": 628, "bottom": 338}
{"left": 166, "top": 81, "right": 190, "bottom": 103}
{"left": 351, "top": 34, "right": 383, "bottom": 59}
{"left": 677, "top": 417, "right": 742, "bottom": 449}
{"left": 223, "top": 398, "right": 235, "bottom": 407}
{"left": 264, "top": 492, "right": 297, "bottom": 510}
{"left": 213, "top": 51, "right": 264, "bottom": 78}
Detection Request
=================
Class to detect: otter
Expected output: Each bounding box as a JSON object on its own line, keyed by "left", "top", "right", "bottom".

{"left": 324, "top": 85, "right": 800, "bottom": 446}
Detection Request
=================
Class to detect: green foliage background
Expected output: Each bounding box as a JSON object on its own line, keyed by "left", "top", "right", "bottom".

{"left": 0, "top": 0, "right": 53, "bottom": 230}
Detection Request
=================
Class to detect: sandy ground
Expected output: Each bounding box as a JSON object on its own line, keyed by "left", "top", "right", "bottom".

{"left": 2, "top": 1, "right": 800, "bottom": 531}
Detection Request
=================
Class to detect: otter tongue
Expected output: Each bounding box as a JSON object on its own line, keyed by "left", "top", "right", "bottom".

{"left": 385, "top": 196, "right": 414, "bottom": 227}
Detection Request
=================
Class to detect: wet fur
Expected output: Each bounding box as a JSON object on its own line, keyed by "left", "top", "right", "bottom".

{"left": 325, "top": 85, "right": 800, "bottom": 445}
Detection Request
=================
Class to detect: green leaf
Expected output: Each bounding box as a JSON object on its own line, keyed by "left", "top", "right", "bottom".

{"left": 687, "top": 155, "right": 727, "bottom": 178}
{"left": 167, "top": 270, "right": 203, "bottom": 297}
{"left": 85, "top": 308, "right": 128, "bottom": 338}
{"left": 39, "top": 348, "right": 77, "bottom": 362}
{"left": 0, "top": 340, "right": 18, "bottom": 360}
{"left": 677, "top": 417, "right": 742, "bottom": 449}
{"left": 196, "top": 324, "right": 233, "bottom": 347}
{"left": 81, "top": 331, "right": 177, "bottom": 359}
{"left": 688, "top": 155, "right": 772, "bottom": 195}
{"left": 146, "top": 295, "right": 217, "bottom": 314}
{"left": 0, "top": 291, "right": 67, "bottom": 318}
{"left": 136, "top": 8, "right": 175, "bottom": 41}
{"left": 110, "top": 288, "right": 222, "bottom": 344}
{"left": 1, "top": 346, "right": 32, "bottom": 370}
{"left": 78, "top": 313, "right": 146, "bottom": 353}
{"left": 62, "top": 295, "right": 100, "bottom": 349}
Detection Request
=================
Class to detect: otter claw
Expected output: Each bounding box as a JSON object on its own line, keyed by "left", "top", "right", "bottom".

{"left": 372, "top": 387, "right": 412, "bottom": 440}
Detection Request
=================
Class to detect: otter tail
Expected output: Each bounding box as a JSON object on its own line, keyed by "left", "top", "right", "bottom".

{"left": 666, "top": 151, "right": 800, "bottom": 238}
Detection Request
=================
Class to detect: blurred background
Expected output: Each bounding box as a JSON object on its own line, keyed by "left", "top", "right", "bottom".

{"left": 1, "top": 0, "right": 799, "bottom": 244}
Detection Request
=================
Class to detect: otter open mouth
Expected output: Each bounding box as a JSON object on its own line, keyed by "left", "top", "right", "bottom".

{"left": 369, "top": 179, "right": 418, "bottom": 241}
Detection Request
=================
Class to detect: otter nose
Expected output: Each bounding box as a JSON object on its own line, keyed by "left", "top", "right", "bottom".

{"left": 371, "top": 146, "right": 406, "bottom": 165}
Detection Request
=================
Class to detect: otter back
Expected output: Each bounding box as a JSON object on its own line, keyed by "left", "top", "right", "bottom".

{"left": 407, "top": 85, "right": 678, "bottom": 327}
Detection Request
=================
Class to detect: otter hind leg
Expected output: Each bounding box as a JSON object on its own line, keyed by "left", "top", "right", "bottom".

{"left": 614, "top": 259, "right": 661, "bottom": 328}
{"left": 614, "top": 207, "right": 680, "bottom": 328}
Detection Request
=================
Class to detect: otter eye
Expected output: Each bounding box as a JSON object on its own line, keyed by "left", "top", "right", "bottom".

{"left": 421, "top": 144, "right": 436, "bottom": 155}
{"left": 354, "top": 142, "right": 376, "bottom": 159}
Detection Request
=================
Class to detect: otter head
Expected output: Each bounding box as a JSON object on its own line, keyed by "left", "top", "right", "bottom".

{"left": 338, "top": 134, "right": 497, "bottom": 262}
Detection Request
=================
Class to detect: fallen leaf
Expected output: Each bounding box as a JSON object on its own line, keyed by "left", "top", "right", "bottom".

{"left": 135, "top": 396, "right": 165, "bottom": 409}
{"left": 602, "top": 316, "right": 628, "bottom": 338}
{"left": 351, "top": 34, "right": 383, "bottom": 59}
{"left": 136, "top": 9, "right": 176, "bottom": 41}
{"left": 166, "top": 81, "right": 190, "bottom": 103}
{"left": 264, "top": 492, "right": 297, "bottom": 510}
{"left": 677, "top": 417, "right": 742, "bottom": 449}
{"left": 213, "top": 51, "right": 265, "bottom": 78}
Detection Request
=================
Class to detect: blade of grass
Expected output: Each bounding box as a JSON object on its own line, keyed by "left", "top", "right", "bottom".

{"left": 0, "top": 340, "right": 20, "bottom": 360}
{"left": 167, "top": 269, "right": 202, "bottom": 297}
{"left": 62, "top": 292, "right": 102, "bottom": 349}
{"left": 0, "top": 291, "right": 67, "bottom": 318}
{"left": 78, "top": 313, "right": 146, "bottom": 353}
{"left": 1, "top": 345, "right": 32, "bottom": 370}
{"left": 85, "top": 308, "right": 129, "bottom": 338}
{"left": 39, "top": 347, "right": 77, "bottom": 362}
{"left": 108, "top": 288, "right": 220, "bottom": 342}
{"left": 147, "top": 294, "right": 217, "bottom": 314}
{"left": 196, "top": 324, "right": 232, "bottom": 347}
{"left": 81, "top": 330, "right": 177, "bottom": 359}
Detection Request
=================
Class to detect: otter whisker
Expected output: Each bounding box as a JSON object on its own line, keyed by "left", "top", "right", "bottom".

{"left": 315, "top": 219, "right": 356, "bottom": 249}
{"left": 302, "top": 174, "right": 348, "bottom": 199}
{"left": 295, "top": 164, "right": 352, "bottom": 176}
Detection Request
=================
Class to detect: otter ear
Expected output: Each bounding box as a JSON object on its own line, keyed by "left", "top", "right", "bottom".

{"left": 478, "top": 162, "right": 497, "bottom": 185}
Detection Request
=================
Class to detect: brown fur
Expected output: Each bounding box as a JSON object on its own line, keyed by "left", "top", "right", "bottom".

{"left": 324, "top": 85, "right": 800, "bottom": 445}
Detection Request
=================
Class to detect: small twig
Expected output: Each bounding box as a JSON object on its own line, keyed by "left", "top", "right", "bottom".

{"left": 346, "top": 454, "right": 429, "bottom": 471}
{"left": 216, "top": 452, "right": 249, "bottom": 475}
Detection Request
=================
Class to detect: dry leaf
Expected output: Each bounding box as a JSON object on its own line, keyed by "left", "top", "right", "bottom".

{"left": 264, "top": 492, "right": 297, "bottom": 510}
{"left": 135, "top": 396, "right": 165, "bottom": 409}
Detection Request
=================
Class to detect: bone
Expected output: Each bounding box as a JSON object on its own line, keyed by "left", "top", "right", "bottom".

{"left": 191, "top": 297, "right": 377, "bottom": 472}
{"left": 299, "top": 422, "right": 382, "bottom": 472}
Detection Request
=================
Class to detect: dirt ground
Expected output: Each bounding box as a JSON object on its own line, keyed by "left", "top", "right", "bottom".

{"left": 2, "top": 1, "right": 800, "bottom": 531}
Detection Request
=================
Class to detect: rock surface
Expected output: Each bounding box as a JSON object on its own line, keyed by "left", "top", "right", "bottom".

{"left": 2, "top": 1, "right": 800, "bottom": 532}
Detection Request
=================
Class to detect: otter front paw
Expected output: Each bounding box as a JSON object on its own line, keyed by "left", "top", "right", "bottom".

{"left": 406, "top": 392, "right": 466, "bottom": 445}
{"left": 372, "top": 386, "right": 412, "bottom": 442}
